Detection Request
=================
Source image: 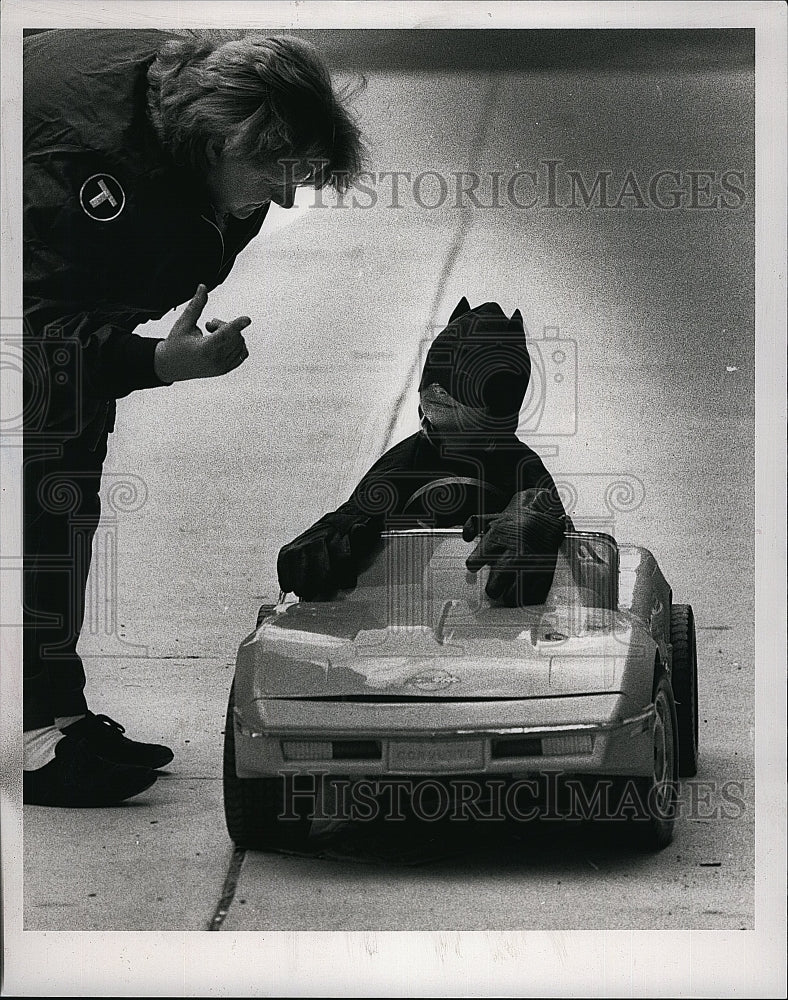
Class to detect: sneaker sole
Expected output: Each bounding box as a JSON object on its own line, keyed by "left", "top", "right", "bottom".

{"left": 24, "top": 770, "right": 158, "bottom": 808}
{"left": 85, "top": 748, "right": 174, "bottom": 771}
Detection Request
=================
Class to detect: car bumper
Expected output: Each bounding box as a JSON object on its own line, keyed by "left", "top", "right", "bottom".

{"left": 232, "top": 694, "right": 655, "bottom": 779}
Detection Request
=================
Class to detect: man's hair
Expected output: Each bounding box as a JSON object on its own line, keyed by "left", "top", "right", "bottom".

{"left": 147, "top": 33, "right": 366, "bottom": 190}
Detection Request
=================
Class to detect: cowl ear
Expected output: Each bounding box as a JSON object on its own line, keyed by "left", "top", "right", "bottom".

{"left": 448, "top": 297, "right": 471, "bottom": 323}
{"left": 509, "top": 308, "right": 524, "bottom": 330}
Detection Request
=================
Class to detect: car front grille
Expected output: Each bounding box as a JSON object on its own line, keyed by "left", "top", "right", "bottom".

{"left": 281, "top": 734, "right": 593, "bottom": 763}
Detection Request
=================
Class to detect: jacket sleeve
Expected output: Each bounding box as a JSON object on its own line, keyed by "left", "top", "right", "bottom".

{"left": 280, "top": 436, "right": 420, "bottom": 557}
{"left": 276, "top": 436, "right": 423, "bottom": 595}
{"left": 317, "top": 435, "right": 422, "bottom": 529}
{"left": 24, "top": 151, "right": 171, "bottom": 401}
{"left": 23, "top": 291, "right": 168, "bottom": 401}
{"left": 511, "top": 444, "right": 569, "bottom": 521}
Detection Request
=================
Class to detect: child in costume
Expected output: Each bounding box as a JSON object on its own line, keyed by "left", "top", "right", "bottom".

{"left": 278, "top": 298, "right": 570, "bottom": 607}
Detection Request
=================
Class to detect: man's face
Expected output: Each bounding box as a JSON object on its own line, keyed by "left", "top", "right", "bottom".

{"left": 419, "top": 382, "right": 496, "bottom": 435}
{"left": 206, "top": 150, "right": 313, "bottom": 219}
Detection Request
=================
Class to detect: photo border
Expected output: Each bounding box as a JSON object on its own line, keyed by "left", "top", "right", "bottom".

{"left": 1, "top": 1, "right": 785, "bottom": 996}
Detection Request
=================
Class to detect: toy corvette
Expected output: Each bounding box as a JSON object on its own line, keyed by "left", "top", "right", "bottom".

{"left": 224, "top": 487, "right": 698, "bottom": 853}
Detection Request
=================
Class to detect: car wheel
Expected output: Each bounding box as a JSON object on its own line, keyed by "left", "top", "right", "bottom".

{"left": 671, "top": 603, "right": 699, "bottom": 777}
{"left": 605, "top": 673, "right": 679, "bottom": 852}
{"left": 222, "top": 682, "right": 312, "bottom": 850}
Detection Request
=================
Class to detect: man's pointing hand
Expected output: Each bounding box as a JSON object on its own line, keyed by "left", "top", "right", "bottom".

{"left": 154, "top": 284, "right": 251, "bottom": 382}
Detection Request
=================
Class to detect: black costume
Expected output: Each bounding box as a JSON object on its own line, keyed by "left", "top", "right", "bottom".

{"left": 277, "top": 301, "right": 569, "bottom": 603}
{"left": 23, "top": 30, "right": 268, "bottom": 729}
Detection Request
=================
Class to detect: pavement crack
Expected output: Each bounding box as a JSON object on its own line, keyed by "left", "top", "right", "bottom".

{"left": 379, "top": 75, "right": 500, "bottom": 457}
{"left": 158, "top": 654, "right": 216, "bottom": 660}
{"left": 208, "top": 847, "right": 246, "bottom": 930}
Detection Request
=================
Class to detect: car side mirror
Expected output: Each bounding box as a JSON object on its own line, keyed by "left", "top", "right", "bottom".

{"left": 256, "top": 604, "right": 277, "bottom": 626}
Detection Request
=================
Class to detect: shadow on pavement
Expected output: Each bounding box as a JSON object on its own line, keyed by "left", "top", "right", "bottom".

{"left": 264, "top": 813, "right": 668, "bottom": 870}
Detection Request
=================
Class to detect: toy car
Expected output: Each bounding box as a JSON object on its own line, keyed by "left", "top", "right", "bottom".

{"left": 224, "top": 487, "right": 698, "bottom": 853}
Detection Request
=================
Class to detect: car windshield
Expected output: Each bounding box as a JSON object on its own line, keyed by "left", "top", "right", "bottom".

{"left": 318, "top": 530, "right": 618, "bottom": 626}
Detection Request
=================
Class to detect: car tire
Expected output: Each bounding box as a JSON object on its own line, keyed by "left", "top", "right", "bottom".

{"left": 671, "top": 604, "right": 699, "bottom": 777}
{"left": 223, "top": 682, "right": 312, "bottom": 850}
{"left": 604, "top": 673, "right": 679, "bottom": 852}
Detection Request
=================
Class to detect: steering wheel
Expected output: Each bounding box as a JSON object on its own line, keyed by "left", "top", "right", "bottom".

{"left": 400, "top": 476, "right": 508, "bottom": 528}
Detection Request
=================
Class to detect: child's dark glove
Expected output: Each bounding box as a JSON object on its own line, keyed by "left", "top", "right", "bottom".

{"left": 463, "top": 489, "right": 567, "bottom": 606}
{"left": 277, "top": 513, "right": 378, "bottom": 600}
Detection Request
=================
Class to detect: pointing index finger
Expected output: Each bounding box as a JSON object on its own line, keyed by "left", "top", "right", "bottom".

{"left": 218, "top": 316, "right": 252, "bottom": 336}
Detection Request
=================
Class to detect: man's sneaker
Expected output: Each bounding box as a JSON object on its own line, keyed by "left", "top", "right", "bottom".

{"left": 61, "top": 712, "right": 174, "bottom": 770}
{"left": 23, "top": 735, "right": 157, "bottom": 807}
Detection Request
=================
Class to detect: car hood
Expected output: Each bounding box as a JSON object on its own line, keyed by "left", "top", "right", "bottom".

{"left": 238, "top": 602, "right": 650, "bottom": 699}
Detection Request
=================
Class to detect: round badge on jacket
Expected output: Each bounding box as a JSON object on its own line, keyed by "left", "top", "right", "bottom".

{"left": 79, "top": 173, "right": 126, "bottom": 221}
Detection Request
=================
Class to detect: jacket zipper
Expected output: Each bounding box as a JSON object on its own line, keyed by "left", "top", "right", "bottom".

{"left": 201, "top": 213, "right": 226, "bottom": 279}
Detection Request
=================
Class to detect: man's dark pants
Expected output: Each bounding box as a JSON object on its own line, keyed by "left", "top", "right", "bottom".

{"left": 23, "top": 432, "right": 107, "bottom": 730}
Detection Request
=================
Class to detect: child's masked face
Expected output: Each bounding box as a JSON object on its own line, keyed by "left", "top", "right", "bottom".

{"left": 419, "top": 382, "right": 497, "bottom": 436}
{"left": 418, "top": 299, "right": 530, "bottom": 437}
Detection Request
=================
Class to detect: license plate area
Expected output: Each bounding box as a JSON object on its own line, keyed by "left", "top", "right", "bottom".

{"left": 388, "top": 738, "right": 484, "bottom": 772}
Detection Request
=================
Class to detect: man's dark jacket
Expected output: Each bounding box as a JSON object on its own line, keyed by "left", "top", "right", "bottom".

{"left": 23, "top": 29, "right": 268, "bottom": 447}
